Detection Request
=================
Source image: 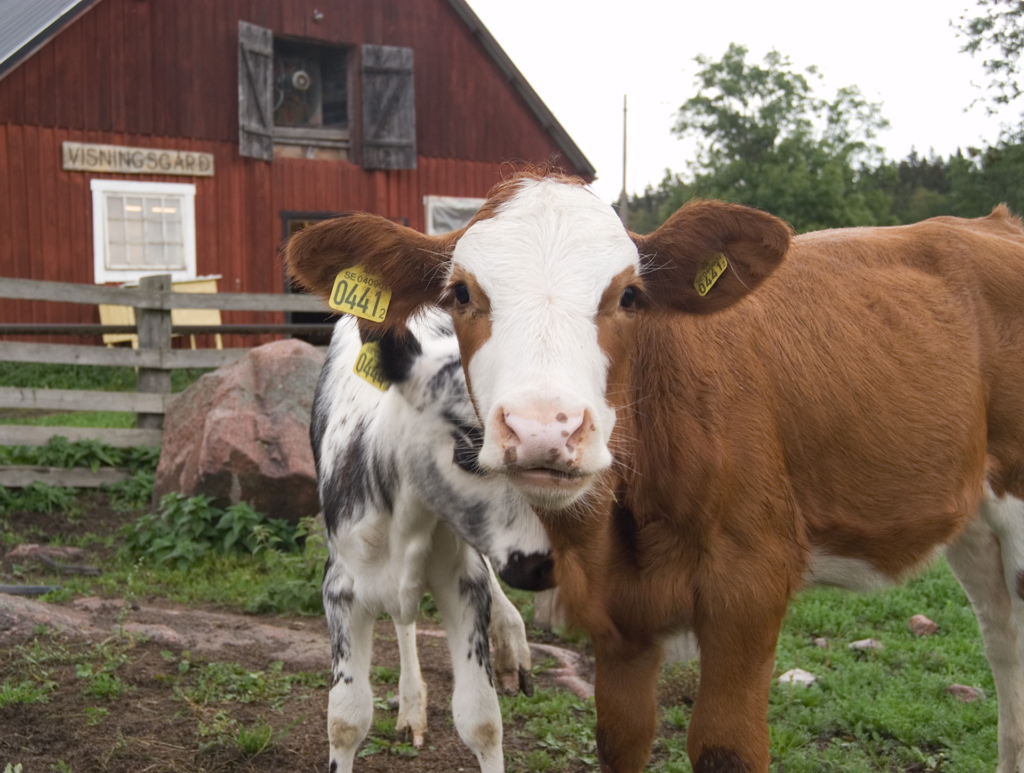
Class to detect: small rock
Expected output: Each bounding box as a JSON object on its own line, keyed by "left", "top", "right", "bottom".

{"left": 7, "top": 544, "right": 85, "bottom": 560}
{"left": 778, "top": 668, "right": 817, "bottom": 687}
{"left": 848, "top": 638, "right": 884, "bottom": 651}
{"left": 947, "top": 684, "right": 986, "bottom": 702}
{"left": 812, "top": 637, "right": 829, "bottom": 648}
{"left": 388, "top": 698, "right": 400, "bottom": 711}
{"left": 909, "top": 614, "right": 938, "bottom": 636}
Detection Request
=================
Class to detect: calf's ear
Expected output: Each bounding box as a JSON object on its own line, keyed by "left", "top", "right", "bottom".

{"left": 630, "top": 200, "right": 792, "bottom": 314}
{"left": 285, "top": 213, "right": 464, "bottom": 331}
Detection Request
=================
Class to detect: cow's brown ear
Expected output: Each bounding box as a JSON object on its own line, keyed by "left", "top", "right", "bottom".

{"left": 630, "top": 200, "right": 792, "bottom": 314}
{"left": 285, "top": 214, "right": 464, "bottom": 331}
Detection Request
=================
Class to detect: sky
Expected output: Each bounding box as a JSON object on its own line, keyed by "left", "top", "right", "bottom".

{"left": 466, "top": 0, "right": 1014, "bottom": 203}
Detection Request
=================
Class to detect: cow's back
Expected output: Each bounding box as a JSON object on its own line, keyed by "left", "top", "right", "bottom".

{"left": 627, "top": 207, "right": 1024, "bottom": 584}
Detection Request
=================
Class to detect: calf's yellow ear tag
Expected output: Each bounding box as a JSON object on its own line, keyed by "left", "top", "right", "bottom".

{"left": 353, "top": 342, "right": 390, "bottom": 391}
{"left": 329, "top": 266, "right": 392, "bottom": 323}
{"left": 694, "top": 253, "right": 729, "bottom": 297}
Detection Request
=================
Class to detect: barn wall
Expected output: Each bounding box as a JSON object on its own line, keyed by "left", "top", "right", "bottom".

{"left": 0, "top": 123, "right": 506, "bottom": 331}
{"left": 0, "top": 0, "right": 575, "bottom": 167}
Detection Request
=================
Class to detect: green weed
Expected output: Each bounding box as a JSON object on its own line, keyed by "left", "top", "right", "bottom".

{"left": 371, "top": 665, "right": 400, "bottom": 685}
{"left": 233, "top": 720, "right": 276, "bottom": 757}
{"left": 104, "top": 471, "right": 155, "bottom": 510}
{"left": 0, "top": 362, "right": 209, "bottom": 394}
{"left": 123, "top": 493, "right": 301, "bottom": 570}
{"left": 0, "top": 679, "right": 54, "bottom": 708}
{"left": 83, "top": 706, "right": 110, "bottom": 726}
{"left": 0, "top": 436, "right": 159, "bottom": 474}
{"left": 0, "top": 482, "right": 80, "bottom": 517}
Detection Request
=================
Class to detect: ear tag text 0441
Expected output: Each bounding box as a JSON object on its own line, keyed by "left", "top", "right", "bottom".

{"left": 329, "top": 266, "right": 391, "bottom": 323}
{"left": 353, "top": 342, "right": 390, "bottom": 391}
{"left": 694, "top": 253, "right": 729, "bottom": 297}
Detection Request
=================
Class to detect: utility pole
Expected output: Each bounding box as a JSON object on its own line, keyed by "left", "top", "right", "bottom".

{"left": 618, "top": 94, "right": 629, "bottom": 228}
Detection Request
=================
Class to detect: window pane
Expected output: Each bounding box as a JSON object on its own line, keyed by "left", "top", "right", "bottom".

{"left": 144, "top": 220, "right": 164, "bottom": 243}
{"left": 124, "top": 197, "right": 143, "bottom": 218}
{"left": 125, "top": 220, "right": 143, "bottom": 242}
{"left": 165, "top": 243, "right": 185, "bottom": 269}
{"left": 165, "top": 220, "right": 183, "bottom": 244}
{"left": 144, "top": 242, "right": 165, "bottom": 265}
{"left": 107, "top": 196, "right": 125, "bottom": 220}
{"left": 107, "top": 241, "right": 127, "bottom": 268}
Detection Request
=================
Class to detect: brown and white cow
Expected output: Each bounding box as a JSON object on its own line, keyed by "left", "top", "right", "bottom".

{"left": 287, "top": 168, "right": 1024, "bottom": 773}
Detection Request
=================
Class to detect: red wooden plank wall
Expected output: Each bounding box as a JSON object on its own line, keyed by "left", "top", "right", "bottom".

{"left": 0, "top": 0, "right": 577, "bottom": 167}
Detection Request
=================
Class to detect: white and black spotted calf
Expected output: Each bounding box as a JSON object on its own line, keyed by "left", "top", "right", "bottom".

{"left": 312, "top": 311, "right": 552, "bottom": 773}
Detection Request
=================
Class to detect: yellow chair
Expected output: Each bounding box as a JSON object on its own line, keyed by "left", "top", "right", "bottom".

{"left": 98, "top": 275, "right": 223, "bottom": 350}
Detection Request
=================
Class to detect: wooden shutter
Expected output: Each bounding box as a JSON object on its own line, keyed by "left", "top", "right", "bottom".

{"left": 362, "top": 45, "right": 416, "bottom": 170}
{"left": 238, "top": 21, "right": 274, "bottom": 161}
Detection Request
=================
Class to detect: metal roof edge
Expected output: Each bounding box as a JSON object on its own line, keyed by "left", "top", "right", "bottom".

{"left": 0, "top": 0, "right": 105, "bottom": 83}
{"left": 443, "top": 0, "right": 596, "bottom": 179}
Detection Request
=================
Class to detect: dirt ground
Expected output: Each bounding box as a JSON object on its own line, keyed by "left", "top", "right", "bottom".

{"left": 0, "top": 499, "right": 607, "bottom": 773}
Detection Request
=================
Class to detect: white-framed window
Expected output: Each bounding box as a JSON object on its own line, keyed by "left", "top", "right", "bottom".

{"left": 424, "top": 195, "right": 486, "bottom": 235}
{"left": 91, "top": 179, "right": 197, "bottom": 284}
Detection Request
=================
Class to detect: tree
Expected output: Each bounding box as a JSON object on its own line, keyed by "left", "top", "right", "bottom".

{"left": 635, "top": 44, "right": 894, "bottom": 233}
{"left": 954, "top": 0, "right": 1024, "bottom": 115}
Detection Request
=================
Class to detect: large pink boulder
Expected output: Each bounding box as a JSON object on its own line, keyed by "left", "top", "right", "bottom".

{"left": 153, "top": 339, "right": 325, "bottom": 522}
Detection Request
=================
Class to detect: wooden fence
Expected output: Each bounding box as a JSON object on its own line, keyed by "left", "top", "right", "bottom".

{"left": 0, "top": 275, "right": 332, "bottom": 487}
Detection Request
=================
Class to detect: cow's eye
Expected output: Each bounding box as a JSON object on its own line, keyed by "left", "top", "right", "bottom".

{"left": 454, "top": 283, "right": 471, "bottom": 305}
{"left": 620, "top": 286, "right": 637, "bottom": 308}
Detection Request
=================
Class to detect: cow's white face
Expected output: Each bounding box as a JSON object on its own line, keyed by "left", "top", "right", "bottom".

{"left": 445, "top": 179, "right": 641, "bottom": 510}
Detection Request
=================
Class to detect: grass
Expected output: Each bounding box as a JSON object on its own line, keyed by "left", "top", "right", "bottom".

{"left": 0, "top": 362, "right": 211, "bottom": 428}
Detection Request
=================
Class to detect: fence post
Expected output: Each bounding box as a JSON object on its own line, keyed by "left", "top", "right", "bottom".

{"left": 135, "top": 274, "right": 172, "bottom": 429}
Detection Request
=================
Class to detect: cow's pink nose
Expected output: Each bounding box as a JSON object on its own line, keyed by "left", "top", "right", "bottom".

{"left": 500, "top": 409, "right": 586, "bottom": 469}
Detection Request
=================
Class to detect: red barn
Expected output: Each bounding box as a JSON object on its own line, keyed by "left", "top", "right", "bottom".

{"left": 0, "top": 0, "right": 593, "bottom": 332}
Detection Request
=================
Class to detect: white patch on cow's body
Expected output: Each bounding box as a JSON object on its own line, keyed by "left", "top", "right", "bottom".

{"left": 452, "top": 180, "right": 639, "bottom": 505}
{"left": 802, "top": 550, "right": 897, "bottom": 592}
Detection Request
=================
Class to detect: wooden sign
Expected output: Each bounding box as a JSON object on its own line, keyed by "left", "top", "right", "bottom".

{"left": 62, "top": 142, "right": 214, "bottom": 177}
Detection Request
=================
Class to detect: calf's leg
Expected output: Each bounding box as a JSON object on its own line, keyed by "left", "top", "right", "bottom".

{"left": 593, "top": 635, "right": 663, "bottom": 773}
{"left": 947, "top": 507, "right": 1024, "bottom": 773}
{"left": 394, "top": 621, "right": 428, "bottom": 747}
{"left": 686, "top": 594, "right": 786, "bottom": 773}
{"left": 485, "top": 557, "right": 534, "bottom": 695}
{"left": 323, "top": 560, "right": 376, "bottom": 773}
{"left": 429, "top": 546, "right": 505, "bottom": 773}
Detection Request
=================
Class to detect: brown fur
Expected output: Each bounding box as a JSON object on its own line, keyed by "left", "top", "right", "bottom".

{"left": 544, "top": 205, "right": 1024, "bottom": 773}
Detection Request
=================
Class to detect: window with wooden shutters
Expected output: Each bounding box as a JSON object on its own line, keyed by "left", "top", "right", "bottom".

{"left": 238, "top": 21, "right": 274, "bottom": 161}
{"left": 362, "top": 45, "right": 416, "bottom": 170}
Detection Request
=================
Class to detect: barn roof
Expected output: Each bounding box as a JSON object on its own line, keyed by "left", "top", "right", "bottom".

{"left": 0, "top": 0, "right": 102, "bottom": 81}
{"left": 0, "top": 0, "right": 595, "bottom": 177}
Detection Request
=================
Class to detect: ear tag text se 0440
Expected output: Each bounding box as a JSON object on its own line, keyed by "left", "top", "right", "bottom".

{"left": 694, "top": 253, "right": 729, "bottom": 297}
{"left": 329, "top": 266, "right": 391, "bottom": 323}
{"left": 353, "top": 342, "right": 390, "bottom": 391}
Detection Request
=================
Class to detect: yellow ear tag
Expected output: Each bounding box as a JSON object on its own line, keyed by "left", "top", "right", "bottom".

{"left": 329, "top": 266, "right": 392, "bottom": 323}
{"left": 694, "top": 253, "right": 729, "bottom": 297}
{"left": 353, "top": 342, "right": 391, "bottom": 391}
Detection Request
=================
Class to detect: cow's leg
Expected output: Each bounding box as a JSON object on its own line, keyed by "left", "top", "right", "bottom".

{"left": 485, "top": 557, "right": 533, "bottom": 695}
{"left": 685, "top": 596, "right": 786, "bottom": 773}
{"left": 323, "top": 560, "right": 376, "bottom": 773}
{"left": 593, "top": 635, "right": 663, "bottom": 773}
{"left": 394, "top": 621, "right": 428, "bottom": 747}
{"left": 428, "top": 544, "right": 504, "bottom": 773}
{"left": 948, "top": 503, "right": 1024, "bottom": 773}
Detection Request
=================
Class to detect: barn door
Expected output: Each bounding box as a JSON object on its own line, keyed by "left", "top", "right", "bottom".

{"left": 362, "top": 45, "right": 416, "bottom": 170}
{"left": 238, "top": 21, "right": 274, "bottom": 161}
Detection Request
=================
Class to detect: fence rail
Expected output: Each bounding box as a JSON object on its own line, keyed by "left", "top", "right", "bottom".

{"left": 0, "top": 275, "right": 333, "bottom": 484}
